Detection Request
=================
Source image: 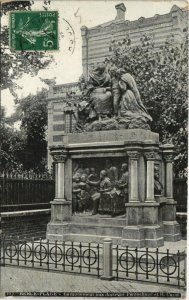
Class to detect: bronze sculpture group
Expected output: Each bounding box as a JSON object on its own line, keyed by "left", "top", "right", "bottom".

{"left": 72, "top": 162, "right": 163, "bottom": 216}
{"left": 75, "top": 63, "right": 152, "bottom": 132}
{"left": 72, "top": 162, "right": 129, "bottom": 216}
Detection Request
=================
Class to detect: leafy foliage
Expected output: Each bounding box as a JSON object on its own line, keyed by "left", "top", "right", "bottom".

{"left": 106, "top": 33, "right": 188, "bottom": 176}
{"left": 1, "top": 26, "right": 52, "bottom": 95}
{"left": 0, "top": 124, "right": 25, "bottom": 172}
{"left": 1, "top": 1, "right": 32, "bottom": 15}
{"left": 1, "top": 1, "right": 53, "bottom": 94}
{"left": 14, "top": 89, "right": 49, "bottom": 171}
{"left": 0, "top": 88, "right": 49, "bottom": 172}
{"left": 0, "top": 1, "right": 53, "bottom": 172}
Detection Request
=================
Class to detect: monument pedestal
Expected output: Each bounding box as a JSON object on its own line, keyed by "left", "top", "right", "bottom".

{"left": 47, "top": 199, "right": 71, "bottom": 241}
{"left": 121, "top": 202, "right": 164, "bottom": 247}
{"left": 46, "top": 129, "right": 181, "bottom": 247}
{"left": 162, "top": 199, "right": 181, "bottom": 241}
{"left": 50, "top": 199, "right": 71, "bottom": 222}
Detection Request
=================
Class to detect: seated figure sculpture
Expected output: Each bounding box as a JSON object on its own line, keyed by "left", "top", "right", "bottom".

{"left": 105, "top": 163, "right": 129, "bottom": 215}
{"left": 75, "top": 64, "right": 152, "bottom": 131}
{"left": 86, "top": 63, "right": 112, "bottom": 121}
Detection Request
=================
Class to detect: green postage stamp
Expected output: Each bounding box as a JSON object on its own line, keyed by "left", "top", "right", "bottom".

{"left": 9, "top": 11, "right": 58, "bottom": 51}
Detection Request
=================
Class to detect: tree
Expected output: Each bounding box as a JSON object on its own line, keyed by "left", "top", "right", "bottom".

{"left": 0, "top": 1, "right": 53, "bottom": 172}
{"left": 0, "top": 88, "right": 49, "bottom": 172}
{"left": 106, "top": 33, "right": 188, "bottom": 176}
{"left": 14, "top": 89, "right": 49, "bottom": 171}
{"left": 0, "top": 123, "right": 26, "bottom": 172}
{"left": 1, "top": 1, "right": 53, "bottom": 95}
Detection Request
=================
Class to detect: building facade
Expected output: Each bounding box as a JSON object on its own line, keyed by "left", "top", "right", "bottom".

{"left": 81, "top": 3, "right": 188, "bottom": 77}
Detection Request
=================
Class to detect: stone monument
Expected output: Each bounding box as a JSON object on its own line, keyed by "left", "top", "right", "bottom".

{"left": 47, "top": 63, "right": 181, "bottom": 248}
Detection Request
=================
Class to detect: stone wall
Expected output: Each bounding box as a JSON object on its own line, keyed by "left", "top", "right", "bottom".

{"left": 1, "top": 209, "right": 51, "bottom": 240}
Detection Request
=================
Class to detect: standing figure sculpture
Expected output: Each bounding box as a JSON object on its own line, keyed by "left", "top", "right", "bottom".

{"left": 72, "top": 174, "right": 81, "bottom": 214}
{"left": 106, "top": 159, "right": 118, "bottom": 187}
{"left": 115, "top": 163, "right": 129, "bottom": 203}
{"left": 78, "top": 174, "right": 90, "bottom": 213}
{"left": 109, "top": 66, "right": 121, "bottom": 117}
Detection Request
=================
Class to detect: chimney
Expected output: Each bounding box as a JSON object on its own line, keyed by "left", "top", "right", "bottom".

{"left": 115, "top": 3, "right": 126, "bottom": 20}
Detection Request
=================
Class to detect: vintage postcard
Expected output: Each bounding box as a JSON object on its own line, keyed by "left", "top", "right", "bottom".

{"left": 0, "top": 0, "right": 188, "bottom": 299}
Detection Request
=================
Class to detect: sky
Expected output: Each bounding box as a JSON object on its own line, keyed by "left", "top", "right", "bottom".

{"left": 1, "top": 0, "right": 187, "bottom": 117}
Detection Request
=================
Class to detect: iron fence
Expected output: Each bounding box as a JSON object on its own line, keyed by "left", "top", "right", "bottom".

{"left": 0, "top": 237, "right": 102, "bottom": 278}
{"left": 113, "top": 245, "right": 186, "bottom": 287}
{"left": 0, "top": 237, "right": 186, "bottom": 287}
{"left": 0, "top": 172, "right": 55, "bottom": 211}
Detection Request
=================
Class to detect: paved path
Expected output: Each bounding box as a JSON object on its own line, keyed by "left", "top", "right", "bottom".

{"left": 1, "top": 266, "right": 186, "bottom": 299}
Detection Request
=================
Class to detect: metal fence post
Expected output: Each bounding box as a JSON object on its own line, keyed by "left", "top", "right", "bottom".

{"left": 101, "top": 238, "right": 114, "bottom": 280}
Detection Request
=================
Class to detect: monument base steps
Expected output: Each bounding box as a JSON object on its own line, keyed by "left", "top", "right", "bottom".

{"left": 163, "top": 221, "right": 181, "bottom": 242}
{"left": 47, "top": 218, "right": 124, "bottom": 243}
{"left": 121, "top": 224, "right": 164, "bottom": 247}
{"left": 47, "top": 222, "right": 70, "bottom": 241}
{"left": 47, "top": 217, "right": 165, "bottom": 247}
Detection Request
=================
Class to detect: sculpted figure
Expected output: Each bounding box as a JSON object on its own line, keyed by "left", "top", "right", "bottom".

{"left": 109, "top": 66, "right": 121, "bottom": 117}
{"left": 117, "top": 69, "right": 152, "bottom": 122}
{"left": 85, "top": 63, "right": 113, "bottom": 120}
{"left": 78, "top": 174, "right": 90, "bottom": 213}
{"left": 99, "top": 170, "right": 112, "bottom": 194}
{"left": 84, "top": 168, "right": 90, "bottom": 177}
{"left": 154, "top": 165, "right": 163, "bottom": 195}
{"left": 88, "top": 62, "right": 111, "bottom": 89}
{"left": 115, "top": 163, "right": 129, "bottom": 202}
{"left": 75, "top": 64, "right": 152, "bottom": 131}
{"left": 89, "top": 168, "right": 98, "bottom": 181}
{"left": 87, "top": 170, "right": 112, "bottom": 215}
{"left": 72, "top": 175, "right": 81, "bottom": 213}
{"left": 78, "top": 74, "right": 87, "bottom": 92}
{"left": 73, "top": 164, "right": 85, "bottom": 176}
{"left": 74, "top": 100, "right": 90, "bottom": 131}
{"left": 106, "top": 159, "right": 118, "bottom": 187}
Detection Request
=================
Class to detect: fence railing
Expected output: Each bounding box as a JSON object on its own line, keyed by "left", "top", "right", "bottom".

{"left": 0, "top": 237, "right": 186, "bottom": 287}
{"left": 113, "top": 245, "right": 186, "bottom": 287}
{"left": 0, "top": 237, "right": 102, "bottom": 278}
{"left": 0, "top": 172, "right": 55, "bottom": 211}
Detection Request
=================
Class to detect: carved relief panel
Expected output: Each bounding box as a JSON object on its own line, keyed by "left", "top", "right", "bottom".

{"left": 72, "top": 157, "right": 129, "bottom": 216}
